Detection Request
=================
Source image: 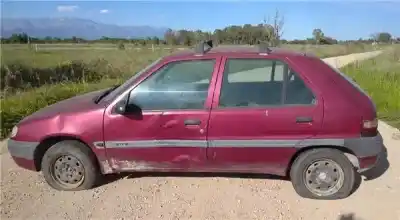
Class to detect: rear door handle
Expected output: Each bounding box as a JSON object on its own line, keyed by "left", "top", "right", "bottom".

{"left": 296, "top": 116, "right": 313, "bottom": 123}
{"left": 184, "top": 119, "right": 201, "bottom": 126}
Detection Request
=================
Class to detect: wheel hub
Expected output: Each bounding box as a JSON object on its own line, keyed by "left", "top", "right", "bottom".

{"left": 52, "top": 155, "right": 85, "bottom": 188}
{"left": 318, "top": 172, "right": 327, "bottom": 180}
{"left": 304, "top": 159, "right": 345, "bottom": 196}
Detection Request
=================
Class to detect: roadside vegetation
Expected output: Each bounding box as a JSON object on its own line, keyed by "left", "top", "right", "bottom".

{"left": 0, "top": 48, "right": 170, "bottom": 94}
{"left": 340, "top": 45, "right": 400, "bottom": 129}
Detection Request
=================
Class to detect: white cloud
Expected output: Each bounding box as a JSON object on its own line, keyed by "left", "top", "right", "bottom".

{"left": 57, "top": 5, "right": 79, "bottom": 12}
{"left": 99, "top": 9, "right": 109, "bottom": 14}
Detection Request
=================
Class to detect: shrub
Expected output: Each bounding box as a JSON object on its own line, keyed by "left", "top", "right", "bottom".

{"left": 117, "top": 41, "right": 125, "bottom": 50}
{"left": 0, "top": 79, "right": 121, "bottom": 138}
{"left": 0, "top": 59, "right": 124, "bottom": 95}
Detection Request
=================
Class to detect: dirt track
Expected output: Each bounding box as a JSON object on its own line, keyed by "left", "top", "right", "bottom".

{"left": 1, "top": 51, "right": 400, "bottom": 220}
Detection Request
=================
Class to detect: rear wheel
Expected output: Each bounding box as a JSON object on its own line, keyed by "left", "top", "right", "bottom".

{"left": 41, "top": 140, "right": 100, "bottom": 191}
{"left": 290, "top": 148, "right": 357, "bottom": 200}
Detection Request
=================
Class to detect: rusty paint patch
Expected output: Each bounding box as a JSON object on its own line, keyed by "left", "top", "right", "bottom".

{"left": 109, "top": 158, "right": 162, "bottom": 172}
{"left": 99, "top": 160, "right": 113, "bottom": 174}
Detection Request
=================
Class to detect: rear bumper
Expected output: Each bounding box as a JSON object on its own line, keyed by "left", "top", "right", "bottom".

{"left": 8, "top": 139, "right": 39, "bottom": 171}
{"left": 344, "top": 133, "right": 384, "bottom": 172}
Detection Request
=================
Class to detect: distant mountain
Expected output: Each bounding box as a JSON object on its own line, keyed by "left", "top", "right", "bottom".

{"left": 0, "top": 17, "right": 169, "bottom": 39}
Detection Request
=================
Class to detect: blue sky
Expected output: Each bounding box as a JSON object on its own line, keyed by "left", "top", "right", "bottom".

{"left": 2, "top": 0, "right": 400, "bottom": 40}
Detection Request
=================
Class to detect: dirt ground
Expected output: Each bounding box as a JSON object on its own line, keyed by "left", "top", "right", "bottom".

{"left": 1, "top": 51, "right": 400, "bottom": 220}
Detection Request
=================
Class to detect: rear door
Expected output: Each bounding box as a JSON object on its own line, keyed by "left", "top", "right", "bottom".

{"left": 207, "top": 55, "right": 323, "bottom": 175}
{"left": 103, "top": 56, "right": 222, "bottom": 171}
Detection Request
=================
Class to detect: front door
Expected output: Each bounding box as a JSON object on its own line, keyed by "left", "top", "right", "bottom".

{"left": 103, "top": 56, "right": 222, "bottom": 172}
{"left": 207, "top": 56, "right": 323, "bottom": 175}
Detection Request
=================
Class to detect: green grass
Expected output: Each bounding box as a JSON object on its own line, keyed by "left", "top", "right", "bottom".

{"left": 340, "top": 45, "right": 400, "bottom": 128}
{"left": 1, "top": 45, "right": 171, "bottom": 69}
{"left": 1, "top": 43, "right": 380, "bottom": 67}
{"left": 0, "top": 78, "right": 124, "bottom": 138}
{"left": 281, "top": 43, "right": 379, "bottom": 58}
{"left": 1, "top": 47, "right": 172, "bottom": 96}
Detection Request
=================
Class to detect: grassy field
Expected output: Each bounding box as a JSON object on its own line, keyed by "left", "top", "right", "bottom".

{"left": 340, "top": 45, "right": 400, "bottom": 128}
{"left": 1, "top": 43, "right": 376, "bottom": 67}
{"left": 0, "top": 43, "right": 393, "bottom": 138}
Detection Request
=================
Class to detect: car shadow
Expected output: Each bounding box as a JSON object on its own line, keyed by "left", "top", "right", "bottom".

{"left": 338, "top": 213, "right": 363, "bottom": 220}
{"left": 96, "top": 172, "right": 288, "bottom": 188}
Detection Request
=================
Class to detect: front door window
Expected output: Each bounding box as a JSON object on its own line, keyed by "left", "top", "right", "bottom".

{"left": 128, "top": 59, "right": 216, "bottom": 110}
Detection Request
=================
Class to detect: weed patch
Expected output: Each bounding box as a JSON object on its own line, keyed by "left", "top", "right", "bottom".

{"left": 1, "top": 59, "right": 124, "bottom": 95}
{"left": 0, "top": 79, "right": 122, "bottom": 138}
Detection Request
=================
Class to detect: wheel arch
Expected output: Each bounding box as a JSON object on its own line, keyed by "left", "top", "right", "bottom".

{"left": 286, "top": 145, "right": 359, "bottom": 177}
{"left": 33, "top": 135, "right": 100, "bottom": 171}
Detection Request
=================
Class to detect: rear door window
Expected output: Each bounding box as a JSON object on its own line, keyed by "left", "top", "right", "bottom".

{"left": 218, "top": 58, "right": 315, "bottom": 108}
{"left": 285, "top": 70, "right": 316, "bottom": 105}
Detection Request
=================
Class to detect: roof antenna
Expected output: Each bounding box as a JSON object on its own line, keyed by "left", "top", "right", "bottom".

{"left": 194, "top": 40, "right": 213, "bottom": 55}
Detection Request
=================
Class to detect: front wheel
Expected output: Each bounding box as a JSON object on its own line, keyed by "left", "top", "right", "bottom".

{"left": 41, "top": 140, "right": 100, "bottom": 191}
{"left": 290, "top": 148, "right": 357, "bottom": 200}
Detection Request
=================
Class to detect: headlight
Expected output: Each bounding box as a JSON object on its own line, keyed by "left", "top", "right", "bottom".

{"left": 10, "top": 126, "right": 18, "bottom": 138}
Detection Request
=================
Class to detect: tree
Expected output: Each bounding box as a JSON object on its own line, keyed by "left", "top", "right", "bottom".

{"left": 151, "top": 36, "right": 160, "bottom": 45}
{"left": 371, "top": 32, "right": 392, "bottom": 43}
{"left": 164, "top": 28, "right": 177, "bottom": 45}
{"left": 262, "top": 10, "right": 285, "bottom": 46}
{"left": 213, "top": 29, "right": 224, "bottom": 44}
{"left": 312, "top": 28, "right": 324, "bottom": 44}
{"left": 8, "top": 33, "right": 29, "bottom": 43}
{"left": 320, "top": 36, "right": 338, "bottom": 45}
{"left": 117, "top": 41, "right": 125, "bottom": 50}
{"left": 377, "top": 32, "right": 392, "bottom": 43}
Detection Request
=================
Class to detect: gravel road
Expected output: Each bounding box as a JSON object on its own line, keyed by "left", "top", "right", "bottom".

{"left": 1, "top": 51, "right": 400, "bottom": 220}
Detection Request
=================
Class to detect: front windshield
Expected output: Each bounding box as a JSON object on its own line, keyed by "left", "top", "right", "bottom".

{"left": 102, "top": 58, "right": 162, "bottom": 103}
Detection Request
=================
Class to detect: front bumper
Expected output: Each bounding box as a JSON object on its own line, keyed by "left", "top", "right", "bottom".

{"left": 8, "top": 139, "right": 39, "bottom": 171}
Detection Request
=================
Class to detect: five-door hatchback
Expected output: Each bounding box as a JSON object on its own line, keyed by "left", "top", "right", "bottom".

{"left": 8, "top": 41, "right": 384, "bottom": 200}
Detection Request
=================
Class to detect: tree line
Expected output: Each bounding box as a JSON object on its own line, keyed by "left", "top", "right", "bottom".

{"left": 1, "top": 23, "right": 397, "bottom": 46}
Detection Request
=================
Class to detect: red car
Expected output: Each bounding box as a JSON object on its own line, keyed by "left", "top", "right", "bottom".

{"left": 8, "top": 41, "right": 383, "bottom": 200}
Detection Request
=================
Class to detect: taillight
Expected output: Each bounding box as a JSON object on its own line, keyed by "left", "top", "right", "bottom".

{"left": 363, "top": 118, "right": 378, "bottom": 129}
{"left": 361, "top": 118, "right": 378, "bottom": 137}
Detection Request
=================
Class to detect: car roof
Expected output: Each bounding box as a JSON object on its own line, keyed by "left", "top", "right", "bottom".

{"left": 166, "top": 45, "right": 317, "bottom": 60}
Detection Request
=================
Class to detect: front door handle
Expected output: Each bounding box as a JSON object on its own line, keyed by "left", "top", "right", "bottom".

{"left": 184, "top": 119, "right": 201, "bottom": 126}
{"left": 296, "top": 116, "right": 313, "bottom": 123}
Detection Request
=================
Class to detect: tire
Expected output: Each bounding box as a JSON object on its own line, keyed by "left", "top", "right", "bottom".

{"left": 289, "top": 148, "right": 357, "bottom": 200}
{"left": 41, "top": 140, "right": 100, "bottom": 191}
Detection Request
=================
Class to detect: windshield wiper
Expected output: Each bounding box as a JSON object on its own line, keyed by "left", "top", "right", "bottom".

{"left": 94, "top": 84, "right": 120, "bottom": 104}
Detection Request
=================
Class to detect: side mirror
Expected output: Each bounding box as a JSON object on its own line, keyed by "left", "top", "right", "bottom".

{"left": 114, "top": 99, "right": 127, "bottom": 114}
{"left": 114, "top": 91, "right": 142, "bottom": 115}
